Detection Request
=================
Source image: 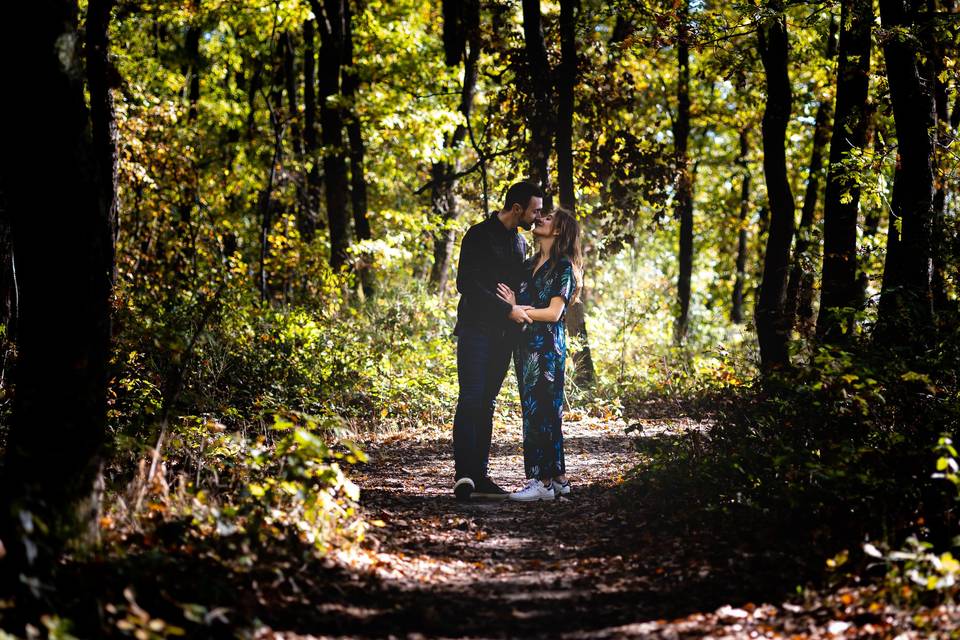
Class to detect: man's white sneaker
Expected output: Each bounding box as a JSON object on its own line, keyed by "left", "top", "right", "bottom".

{"left": 508, "top": 479, "right": 555, "bottom": 502}
{"left": 551, "top": 479, "right": 571, "bottom": 496}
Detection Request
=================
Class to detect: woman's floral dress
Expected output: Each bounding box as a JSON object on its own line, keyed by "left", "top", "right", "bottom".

{"left": 515, "top": 256, "right": 575, "bottom": 480}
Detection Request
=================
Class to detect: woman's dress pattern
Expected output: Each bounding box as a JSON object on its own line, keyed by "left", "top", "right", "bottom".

{"left": 516, "top": 256, "right": 575, "bottom": 480}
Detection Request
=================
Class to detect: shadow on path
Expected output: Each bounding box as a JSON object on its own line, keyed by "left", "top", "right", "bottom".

{"left": 251, "top": 416, "right": 810, "bottom": 638}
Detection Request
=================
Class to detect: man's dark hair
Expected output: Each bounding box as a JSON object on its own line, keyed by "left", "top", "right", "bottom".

{"left": 502, "top": 182, "right": 543, "bottom": 212}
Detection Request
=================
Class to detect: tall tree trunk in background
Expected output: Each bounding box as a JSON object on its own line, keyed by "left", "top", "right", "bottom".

{"left": 301, "top": 20, "right": 319, "bottom": 242}
{"left": 556, "top": 0, "right": 578, "bottom": 210}
{"left": 817, "top": 0, "right": 872, "bottom": 344}
{"left": 732, "top": 129, "right": 751, "bottom": 324}
{"left": 430, "top": 0, "right": 480, "bottom": 293}
{"left": 556, "top": 0, "right": 595, "bottom": 386}
{"left": 785, "top": 17, "right": 837, "bottom": 338}
{"left": 929, "top": 0, "right": 954, "bottom": 317}
{"left": 875, "top": 0, "right": 936, "bottom": 346}
{"left": 344, "top": 0, "right": 373, "bottom": 296}
{"left": 185, "top": 19, "right": 201, "bottom": 121}
{"left": 282, "top": 31, "right": 303, "bottom": 158}
{"left": 245, "top": 55, "right": 263, "bottom": 141}
{"left": 673, "top": 0, "right": 693, "bottom": 343}
{"left": 755, "top": 0, "right": 795, "bottom": 372}
{"left": 0, "top": 0, "right": 116, "bottom": 594}
{"left": 0, "top": 202, "right": 15, "bottom": 339}
{"left": 521, "top": 0, "right": 554, "bottom": 206}
{"left": 313, "top": 0, "right": 351, "bottom": 270}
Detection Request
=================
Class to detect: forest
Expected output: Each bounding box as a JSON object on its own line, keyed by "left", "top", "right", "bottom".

{"left": 0, "top": 0, "right": 959, "bottom": 637}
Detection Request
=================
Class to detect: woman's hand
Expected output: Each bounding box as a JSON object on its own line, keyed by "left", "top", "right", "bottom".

{"left": 497, "top": 283, "right": 516, "bottom": 305}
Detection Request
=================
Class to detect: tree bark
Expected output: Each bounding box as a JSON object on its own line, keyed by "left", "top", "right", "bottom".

{"left": 430, "top": 0, "right": 480, "bottom": 293}
{"left": 282, "top": 31, "right": 303, "bottom": 158}
{"left": 556, "top": 0, "right": 594, "bottom": 386}
{"left": 185, "top": 21, "right": 201, "bottom": 121}
{"left": 732, "top": 129, "right": 751, "bottom": 325}
{"left": 928, "top": 0, "right": 953, "bottom": 316}
{"left": 521, "top": 0, "right": 554, "bottom": 205}
{"left": 875, "top": 0, "right": 936, "bottom": 346}
{"left": 785, "top": 16, "right": 837, "bottom": 339}
{"left": 344, "top": 0, "right": 373, "bottom": 296}
{"left": 0, "top": 0, "right": 116, "bottom": 592}
{"left": 755, "top": 0, "right": 796, "bottom": 372}
{"left": 817, "top": 0, "right": 872, "bottom": 344}
{"left": 302, "top": 20, "right": 319, "bottom": 242}
{"left": 556, "top": 0, "right": 578, "bottom": 210}
{"left": 673, "top": 0, "right": 693, "bottom": 343}
{"left": 313, "top": 0, "right": 351, "bottom": 270}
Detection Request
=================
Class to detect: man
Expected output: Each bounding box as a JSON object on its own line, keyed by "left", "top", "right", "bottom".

{"left": 452, "top": 182, "right": 543, "bottom": 501}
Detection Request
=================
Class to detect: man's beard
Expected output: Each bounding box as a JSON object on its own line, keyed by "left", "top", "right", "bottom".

{"left": 519, "top": 219, "right": 534, "bottom": 231}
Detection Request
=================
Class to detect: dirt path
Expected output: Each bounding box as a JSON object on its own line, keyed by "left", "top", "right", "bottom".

{"left": 253, "top": 413, "right": 819, "bottom": 639}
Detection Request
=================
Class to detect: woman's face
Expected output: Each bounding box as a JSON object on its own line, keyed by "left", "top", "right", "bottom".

{"left": 532, "top": 212, "right": 557, "bottom": 238}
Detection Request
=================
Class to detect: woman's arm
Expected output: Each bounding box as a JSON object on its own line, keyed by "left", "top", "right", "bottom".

{"left": 522, "top": 296, "right": 566, "bottom": 323}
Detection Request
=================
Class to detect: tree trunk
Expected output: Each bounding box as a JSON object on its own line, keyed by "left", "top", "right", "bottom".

{"left": 344, "top": 0, "right": 373, "bottom": 296}
{"left": 732, "top": 129, "right": 751, "bottom": 325}
{"left": 185, "top": 21, "right": 201, "bottom": 121}
{"left": 556, "top": 0, "right": 578, "bottom": 210}
{"left": 0, "top": 201, "right": 15, "bottom": 339}
{"left": 313, "top": 0, "right": 351, "bottom": 270}
{"left": 785, "top": 16, "right": 837, "bottom": 339}
{"left": 673, "top": 0, "right": 693, "bottom": 343}
{"left": 929, "top": 0, "right": 953, "bottom": 316}
{"left": 301, "top": 20, "right": 319, "bottom": 242}
{"left": 282, "top": 31, "right": 303, "bottom": 158}
{"left": 521, "top": 0, "right": 554, "bottom": 205}
{"left": 430, "top": 0, "right": 480, "bottom": 293}
{"left": 755, "top": 0, "right": 796, "bottom": 372}
{"left": 875, "top": 0, "right": 936, "bottom": 346}
{"left": 817, "top": 0, "right": 872, "bottom": 344}
{"left": 556, "top": 0, "right": 595, "bottom": 386}
{"left": 0, "top": 0, "right": 116, "bottom": 593}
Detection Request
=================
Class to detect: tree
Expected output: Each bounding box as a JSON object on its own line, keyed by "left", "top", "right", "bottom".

{"left": 556, "top": 0, "right": 595, "bottom": 386}
{"left": 732, "top": 129, "right": 751, "bottom": 325}
{"left": 344, "top": 0, "right": 373, "bottom": 295}
{"left": 313, "top": 0, "right": 351, "bottom": 270}
{"left": 785, "top": 16, "right": 837, "bottom": 338}
{"left": 0, "top": 0, "right": 117, "bottom": 590}
{"left": 754, "top": 0, "right": 795, "bottom": 371}
{"left": 521, "top": 0, "right": 554, "bottom": 204}
{"left": 673, "top": 0, "right": 694, "bottom": 343}
{"left": 556, "top": 0, "right": 579, "bottom": 211}
{"left": 429, "top": 0, "right": 480, "bottom": 293}
{"left": 875, "top": 0, "right": 936, "bottom": 346}
{"left": 302, "top": 19, "right": 320, "bottom": 242}
{"left": 816, "top": 0, "right": 872, "bottom": 344}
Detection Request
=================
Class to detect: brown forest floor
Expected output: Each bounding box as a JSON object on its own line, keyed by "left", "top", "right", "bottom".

{"left": 246, "top": 413, "right": 959, "bottom": 639}
{"left": 29, "top": 412, "right": 960, "bottom": 638}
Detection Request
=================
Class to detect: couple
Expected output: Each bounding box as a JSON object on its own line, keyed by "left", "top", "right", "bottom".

{"left": 451, "top": 181, "right": 583, "bottom": 503}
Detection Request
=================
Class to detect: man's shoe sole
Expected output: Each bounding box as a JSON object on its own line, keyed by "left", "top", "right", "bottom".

{"left": 453, "top": 478, "right": 474, "bottom": 502}
{"left": 472, "top": 491, "right": 509, "bottom": 500}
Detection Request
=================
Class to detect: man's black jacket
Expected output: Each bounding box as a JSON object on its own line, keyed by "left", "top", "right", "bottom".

{"left": 454, "top": 214, "right": 528, "bottom": 337}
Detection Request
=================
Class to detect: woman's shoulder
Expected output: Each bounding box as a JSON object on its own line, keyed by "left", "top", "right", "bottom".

{"left": 554, "top": 255, "right": 574, "bottom": 271}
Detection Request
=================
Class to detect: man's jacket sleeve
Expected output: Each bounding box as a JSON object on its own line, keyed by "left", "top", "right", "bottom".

{"left": 456, "top": 227, "right": 513, "bottom": 316}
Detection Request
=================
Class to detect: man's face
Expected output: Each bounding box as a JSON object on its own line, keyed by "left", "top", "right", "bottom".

{"left": 517, "top": 196, "right": 543, "bottom": 230}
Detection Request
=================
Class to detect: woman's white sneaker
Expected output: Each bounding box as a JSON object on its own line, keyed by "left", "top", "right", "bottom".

{"left": 551, "top": 479, "right": 571, "bottom": 496}
{"left": 508, "top": 479, "right": 555, "bottom": 502}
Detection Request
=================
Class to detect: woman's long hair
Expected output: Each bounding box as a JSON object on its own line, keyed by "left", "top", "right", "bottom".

{"left": 547, "top": 207, "right": 583, "bottom": 304}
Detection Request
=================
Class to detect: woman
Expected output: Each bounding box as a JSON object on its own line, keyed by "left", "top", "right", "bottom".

{"left": 496, "top": 207, "right": 583, "bottom": 502}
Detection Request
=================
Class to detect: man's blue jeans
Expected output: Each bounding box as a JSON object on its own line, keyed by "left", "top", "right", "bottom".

{"left": 453, "top": 327, "right": 514, "bottom": 481}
